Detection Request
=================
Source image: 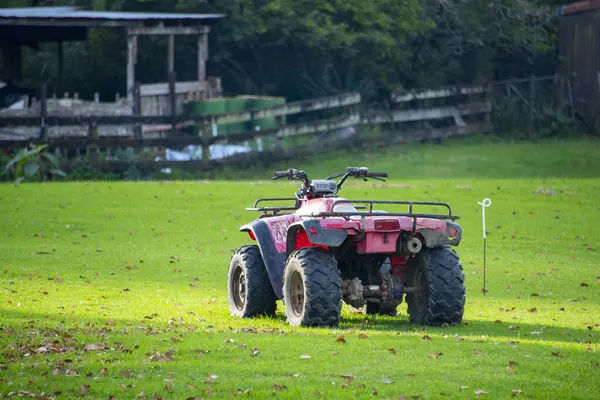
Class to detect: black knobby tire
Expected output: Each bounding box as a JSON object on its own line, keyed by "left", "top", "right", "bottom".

{"left": 283, "top": 247, "right": 342, "bottom": 327}
{"left": 405, "top": 246, "right": 465, "bottom": 325}
{"left": 227, "top": 245, "right": 277, "bottom": 318}
{"left": 365, "top": 302, "right": 398, "bottom": 316}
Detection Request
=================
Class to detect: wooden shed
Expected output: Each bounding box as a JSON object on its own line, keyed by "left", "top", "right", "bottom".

{"left": 558, "top": 1, "right": 600, "bottom": 133}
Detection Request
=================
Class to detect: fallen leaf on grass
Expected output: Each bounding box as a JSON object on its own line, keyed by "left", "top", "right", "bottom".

{"left": 336, "top": 335, "right": 346, "bottom": 343}
{"left": 358, "top": 333, "right": 368, "bottom": 339}
{"left": 551, "top": 351, "right": 561, "bottom": 357}
{"left": 388, "top": 348, "right": 397, "bottom": 354}
{"left": 120, "top": 370, "right": 135, "bottom": 377}
{"left": 508, "top": 361, "right": 519, "bottom": 367}
{"left": 79, "top": 385, "right": 90, "bottom": 396}
{"left": 340, "top": 374, "right": 356, "bottom": 380}
{"left": 272, "top": 384, "right": 287, "bottom": 391}
{"left": 422, "top": 335, "right": 432, "bottom": 340}
{"left": 508, "top": 325, "right": 520, "bottom": 331}
{"left": 100, "top": 368, "right": 108, "bottom": 376}
{"left": 530, "top": 293, "right": 539, "bottom": 297}
{"left": 580, "top": 282, "right": 589, "bottom": 287}
{"left": 528, "top": 308, "right": 537, "bottom": 313}
{"left": 506, "top": 366, "right": 516, "bottom": 375}
{"left": 512, "top": 390, "right": 524, "bottom": 397}
{"left": 84, "top": 344, "right": 106, "bottom": 351}
{"left": 428, "top": 352, "right": 442, "bottom": 359}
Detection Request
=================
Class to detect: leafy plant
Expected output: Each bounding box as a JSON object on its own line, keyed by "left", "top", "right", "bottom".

{"left": 2, "top": 144, "right": 66, "bottom": 184}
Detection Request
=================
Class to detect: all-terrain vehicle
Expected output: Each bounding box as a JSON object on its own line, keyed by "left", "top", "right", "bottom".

{"left": 227, "top": 167, "right": 466, "bottom": 327}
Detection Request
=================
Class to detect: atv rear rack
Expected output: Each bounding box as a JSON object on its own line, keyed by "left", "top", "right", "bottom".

{"left": 245, "top": 198, "right": 299, "bottom": 215}
{"left": 301, "top": 199, "right": 460, "bottom": 222}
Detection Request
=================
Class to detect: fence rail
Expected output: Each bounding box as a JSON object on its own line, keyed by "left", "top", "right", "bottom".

{"left": 0, "top": 78, "right": 511, "bottom": 173}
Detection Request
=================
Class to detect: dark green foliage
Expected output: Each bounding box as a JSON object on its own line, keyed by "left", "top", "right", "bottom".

{"left": 2, "top": 144, "right": 66, "bottom": 183}
{"left": 4, "top": 0, "right": 557, "bottom": 103}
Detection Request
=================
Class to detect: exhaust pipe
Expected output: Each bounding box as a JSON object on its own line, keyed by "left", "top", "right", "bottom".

{"left": 406, "top": 237, "right": 422, "bottom": 254}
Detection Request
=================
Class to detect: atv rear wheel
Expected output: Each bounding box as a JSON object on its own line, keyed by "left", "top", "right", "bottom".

{"left": 283, "top": 247, "right": 342, "bottom": 327}
{"left": 405, "top": 246, "right": 465, "bottom": 325}
{"left": 228, "top": 245, "right": 277, "bottom": 318}
{"left": 365, "top": 302, "right": 398, "bottom": 316}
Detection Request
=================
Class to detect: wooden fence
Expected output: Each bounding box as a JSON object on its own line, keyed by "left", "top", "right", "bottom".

{"left": 0, "top": 81, "right": 493, "bottom": 172}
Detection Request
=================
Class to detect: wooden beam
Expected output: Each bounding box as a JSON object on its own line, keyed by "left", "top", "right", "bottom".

{"left": 139, "top": 81, "right": 206, "bottom": 96}
{"left": 127, "top": 26, "right": 208, "bottom": 36}
{"left": 167, "top": 34, "right": 175, "bottom": 74}
{"left": 360, "top": 102, "right": 491, "bottom": 125}
{"left": 392, "top": 86, "right": 488, "bottom": 103}
{"left": 126, "top": 32, "right": 137, "bottom": 103}
{"left": 198, "top": 28, "right": 209, "bottom": 82}
{"left": 57, "top": 42, "right": 64, "bottom": 95}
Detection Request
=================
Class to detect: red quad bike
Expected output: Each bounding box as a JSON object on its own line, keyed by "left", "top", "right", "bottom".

{"left": 227, "top": 167, "right": 466, "bottom": 327}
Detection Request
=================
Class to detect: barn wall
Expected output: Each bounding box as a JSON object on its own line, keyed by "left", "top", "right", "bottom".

{"left": 559, "top": 10, "right": 600, "bottom": 132}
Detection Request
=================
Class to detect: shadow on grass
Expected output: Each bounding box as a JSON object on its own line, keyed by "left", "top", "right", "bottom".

{"left": 4, "top": 307, "right": 591, "bottom": 348}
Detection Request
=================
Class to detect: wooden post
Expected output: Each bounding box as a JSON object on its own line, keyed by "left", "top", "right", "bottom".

{"left": 529, "top": 74, "right": 535, "bottom": 133}
{"left": 88, "top": 121, "right": 98, "bottom": 166}
{"left": 197, "top": 28, "right": 209, "bottom": 82}
{"left": 126, "top": 32, "right": 137, "bottom": 103}
{"left": 202, "top": 119, "right": 212, "bottom": 166}
{"left": 133, "top": 82, "right": 142, "bottom": 139}
{"left": 168, "top": 34, "right": 175, "bottom": 75}
{"left": 57, "top": 41, "right": 64, "bottom": 95}
{"left": 169, "top": 71, "right": 177, "bottom": 135}
{"left": 39, "top": 83, "right": 47, "bottom": 140}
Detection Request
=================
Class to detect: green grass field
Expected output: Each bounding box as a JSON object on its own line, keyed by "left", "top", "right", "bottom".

{"left": 1, "top": 137, "right": 600, "bottom": 399}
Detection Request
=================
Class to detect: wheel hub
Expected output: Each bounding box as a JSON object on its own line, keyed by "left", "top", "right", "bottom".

{"left": 231, "top": 265, "right": 246, "bottom": 310}
{"left": 290, "top": 270, "right": 305, "bottom": 317}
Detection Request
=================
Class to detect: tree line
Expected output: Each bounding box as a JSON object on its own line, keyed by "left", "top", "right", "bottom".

{"left": 3, "top": 0, "right": 564, "bottom": 103}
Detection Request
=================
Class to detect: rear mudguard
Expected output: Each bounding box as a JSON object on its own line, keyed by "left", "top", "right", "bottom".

{"left": 240, "top": 220, "right": 287, "bottom": 299}
{"left": 419, "top": 220, "right": 463, "bottom": 247}
{"left": 286, "top": 220, "right": 348, "bottom": 254}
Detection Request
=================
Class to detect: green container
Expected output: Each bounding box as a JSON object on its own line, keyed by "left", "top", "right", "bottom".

{"left": 246, "top": 96, "right": 286, "bottom": 151}
{"left": 187, "top": 98, "right": 228, "bottom": 136}
{"left": 225, "top": 96, "right": 251, "bottom": 135}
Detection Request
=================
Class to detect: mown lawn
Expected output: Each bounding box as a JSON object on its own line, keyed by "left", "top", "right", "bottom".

{"left": 1, "top": 138, "right": 600, "bottom": 399}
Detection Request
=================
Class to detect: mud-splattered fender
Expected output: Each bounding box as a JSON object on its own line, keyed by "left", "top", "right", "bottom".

{"left": 239, "top": 220, "right": 287, "bottom": 299}
{"left": 419, "top": 220, "right": 463, "bottom": 247}
{"left": 286, "top": 219, "right": 349, "bottom": 254}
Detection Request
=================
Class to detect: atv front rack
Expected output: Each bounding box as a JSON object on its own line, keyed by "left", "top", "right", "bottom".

{"left": 301, "top": 199, "right": 460, "bottom": 221}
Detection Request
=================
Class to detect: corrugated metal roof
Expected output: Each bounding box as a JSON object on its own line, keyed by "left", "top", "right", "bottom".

{"left": 559, "top": 0, "right": 600, "bottom": 16}
{"left": 0, "top": 6, "right": 224, "bottom": 23}
{"left": 0, "top": 7, "right": 79, "bottom": 17}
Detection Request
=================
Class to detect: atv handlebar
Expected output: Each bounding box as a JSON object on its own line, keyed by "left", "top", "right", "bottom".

{"left": 367, "top": 172, "right": 388, "bottom": 178}
{"left": 273, "top": 166, "right": 389, "bottom": 194}
{"left": 273, "top": 170, "right": 292, "bottom": 179}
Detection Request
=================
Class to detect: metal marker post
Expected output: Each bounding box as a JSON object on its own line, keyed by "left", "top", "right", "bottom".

{"left": 478, "top": 198, "right": 492, "bottom": 295}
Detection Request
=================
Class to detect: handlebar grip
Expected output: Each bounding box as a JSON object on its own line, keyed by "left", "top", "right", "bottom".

{"left": 368, "top": 172, "right": 389, "bottom": 178}
{"left": 273, "top": 170, "right": 292, "bottom": 179}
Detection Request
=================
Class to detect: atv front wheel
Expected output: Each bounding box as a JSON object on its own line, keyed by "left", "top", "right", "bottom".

{"left": 405, "top": 246, "right": 465, "bottom": 325}
{"left": 283, "top": 248, "right": 342, "bottom": 327}
{"left": 365, "top": 302, "right": 398, "bottom": 316}
{"left": 228, "top": 245, "right": 277, "bottom": 318}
